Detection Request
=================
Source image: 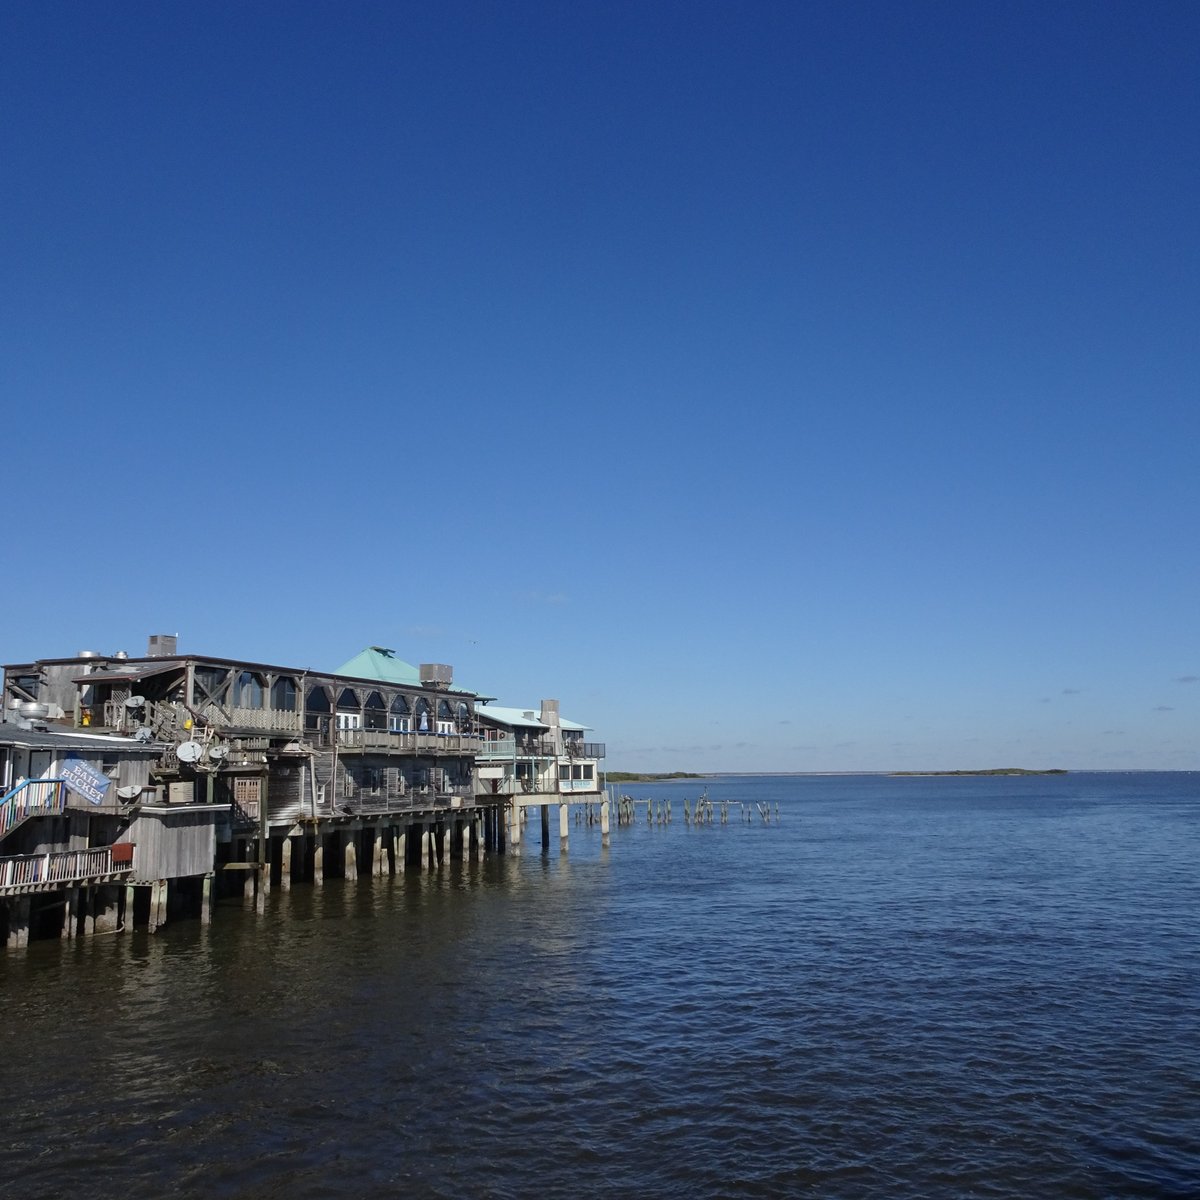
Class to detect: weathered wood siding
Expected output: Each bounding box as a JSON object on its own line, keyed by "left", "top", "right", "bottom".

{"left": 122, "top": 808, "right": 219, "bottom": 880}
{"left": 268, "top": 760, "right": 306, "bottom": 824}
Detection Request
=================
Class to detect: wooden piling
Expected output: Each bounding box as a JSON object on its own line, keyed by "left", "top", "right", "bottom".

{"left": 62, "top": 885, "right": 79, "bottom": 939}
{"left": 7, "top": 897, "right": 30, "bottom": 948}
{"left": 280, "top": 837, "right": 293, "bottom": 890}
{"left": 151, "top": 880, "right": 169, "bottom": 931}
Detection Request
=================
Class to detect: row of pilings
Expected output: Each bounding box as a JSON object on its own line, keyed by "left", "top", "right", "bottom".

{"left": 3, "top": 801, "right": 547, "bottom": 947}
{"left": 613, "top": 795, "right": 782, "bottom": 827}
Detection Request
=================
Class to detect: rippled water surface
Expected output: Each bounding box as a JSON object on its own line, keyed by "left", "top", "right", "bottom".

{"left": 2, "top": 773, "right": 1198, "bottom": 1198}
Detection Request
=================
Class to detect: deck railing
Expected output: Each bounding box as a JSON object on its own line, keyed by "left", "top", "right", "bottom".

{"left": 475, "top": 737, "right": 557, "bottom": 760}
{"left": 0, "top": 846, "right": 131, "bottom": 894}
{"left": 334, "top": 783, "right": 474, "bottom": 816}
{"left": 336, "top": 729, "right": 481, "bottom": 754}
{"left": 0, "top": 779, "right": 68, "bottom": 842}
{"left": 564, "top": 742, "right": 606, "bottom": 759}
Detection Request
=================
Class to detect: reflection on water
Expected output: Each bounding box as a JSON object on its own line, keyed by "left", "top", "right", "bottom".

{"left": 2, "top": 773, "right": 1198, "bottom": 1198}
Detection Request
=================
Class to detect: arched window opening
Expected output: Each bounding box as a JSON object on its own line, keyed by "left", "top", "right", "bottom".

{"left": 336, "top": 688, "right": 362, "bottom": 732}
{"left": 389, "top": 693, "right": 411, "bottom": 734}
{"left": 305, "top": 685, "right": 331, "bottom": 732}
{"left": 364, "top": 690, "right": 387, "bottom": 731}
{"left": 232, "top": 671, "right": 264, "bottom": 709}
{"left": 271, "top": 677, "right": 297, "bottom": 712}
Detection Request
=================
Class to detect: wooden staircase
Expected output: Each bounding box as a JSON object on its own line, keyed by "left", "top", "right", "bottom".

{"left": 0, "top": 779, "right": 67, "bottom": 844}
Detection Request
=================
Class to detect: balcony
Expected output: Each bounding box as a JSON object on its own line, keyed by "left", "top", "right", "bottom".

{"left": 0, "top": 845, "right": 134, "bottom": 896}
{"left": 336, "top": 729, "right": 481, "bottom": 754}
{"left": 340, "top": 784, "right": 474, "bottom": 816}
{"left": 475, "top": 737, "right": 556, "bottom": 760}
{"left": 564, "top": 742, "right": 606, "bottom": 759}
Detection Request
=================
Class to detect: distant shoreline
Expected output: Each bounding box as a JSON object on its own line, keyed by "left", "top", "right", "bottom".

{"left": 607, "top": 768, "right": 1080, "bottom": 781}
{"left": 605, "top": 771, "right": 706, "bottom": 783}
{"left": 889, "top": 768, "right": 1068, "bottom": 777}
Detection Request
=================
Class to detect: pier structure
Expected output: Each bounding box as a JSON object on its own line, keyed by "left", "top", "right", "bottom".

{"left": 0, "top": 637, "right": 605, "bottom": 948}
{"left": 473, "top": 700, "right": 606, "bottom": 855}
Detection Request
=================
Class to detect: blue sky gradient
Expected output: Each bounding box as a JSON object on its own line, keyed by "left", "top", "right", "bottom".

{"left": 3, "top": 2, "right": 1197, "bottom": 770}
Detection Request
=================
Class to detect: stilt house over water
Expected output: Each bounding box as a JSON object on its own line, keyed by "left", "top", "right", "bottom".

{"left": 0, "top": 635, "right": 605, "bottom": 948}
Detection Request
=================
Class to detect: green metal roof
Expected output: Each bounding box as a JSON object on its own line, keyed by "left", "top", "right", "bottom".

{"left": 333, "top": 647, "right": 485, "bottom": 698}
{"left": 476, "top": 705, "right": 548, "bottom": 730}
{"left": 477, "top": 704, "right": 591, "bottom": 732}
{"left": 334, "top": 647, "right": 421, "bottom": 686}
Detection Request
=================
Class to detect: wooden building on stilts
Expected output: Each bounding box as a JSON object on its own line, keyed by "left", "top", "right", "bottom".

{"left": 1, "top": 635, "right": 607, "bottom": 949}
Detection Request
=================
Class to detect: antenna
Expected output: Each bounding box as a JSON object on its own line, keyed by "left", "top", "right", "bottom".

{"left": 176, "top": 740, "right": 202, "bottom": 764}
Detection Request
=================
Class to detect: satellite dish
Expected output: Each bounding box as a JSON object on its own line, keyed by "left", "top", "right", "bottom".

{"left": 177, "top": 740, "right": 202, "bottom": 763}
{"left": 134, "top": 726, "right": 154, "bottom": 743}
{"left": 208, "top": 745, "right": 228, "bottom": 760}
{"left": 125, "top": 695, "right": 147, "bottom": 709}
{"left": 117, "top": 784, "right": 142, "bottom": 799}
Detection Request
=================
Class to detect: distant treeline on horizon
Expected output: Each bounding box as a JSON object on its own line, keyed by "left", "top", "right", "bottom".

{"left": 607, "top": 768, "right": 1070, "bottom": 782}
{"left": 605, "top": 771, "right": 705, "bottom": 783}
{"left": 890, "top": 768, "right": 1069, "bottom": 777}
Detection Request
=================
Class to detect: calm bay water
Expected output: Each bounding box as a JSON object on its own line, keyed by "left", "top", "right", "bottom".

{"left": 2, "top": 772, "right": 1198, "bottom": 1198}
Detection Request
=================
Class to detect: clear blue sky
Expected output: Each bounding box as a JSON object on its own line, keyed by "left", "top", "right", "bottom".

{"left": 3, "top": 2, "right": 1197, "bottom": 771}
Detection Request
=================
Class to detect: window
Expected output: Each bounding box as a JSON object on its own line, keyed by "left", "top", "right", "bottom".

{"left": 559, "top": 765, "right": 571, "bottom": 782}
{"left": 193, "top": 666, "right": 226, "bottom": 705}
{"left": 305, "top": 685, "right": 331, "bottom": 731}
{"left": 364, "top": 691, "right": 387, "bottom": 731}
{"left": 10, "top": 673, "right": 39, "bottom": 700}
{"left": 234, "top": 777, "right": 261, "bottom": 817}
{"left": 271, "top": 677, "right": 297, "bottom": 712}
{"left": 232, "top": 672, "right": 264, "bottom": 709}
{"left": 336, "top": 688, "right": 361, "bottom": 730}
{"left": 389, "top": 715, "right": 410, "bottom": 733}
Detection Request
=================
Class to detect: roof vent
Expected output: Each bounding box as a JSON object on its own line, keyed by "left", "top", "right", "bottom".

{"left": 78, "top": 650, "right": 102, "bottom": 659}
